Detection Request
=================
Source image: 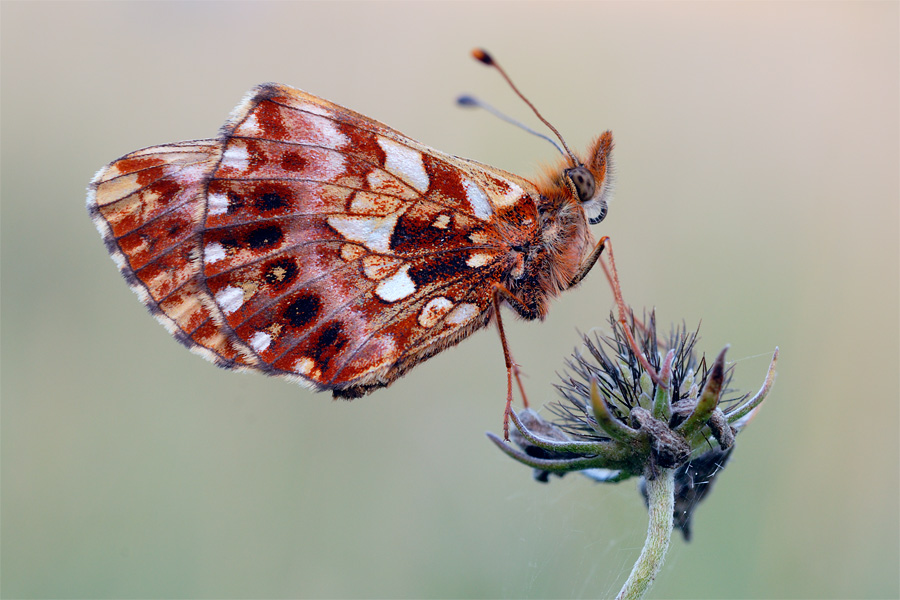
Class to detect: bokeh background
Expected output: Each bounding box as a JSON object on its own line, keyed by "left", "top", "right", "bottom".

{"left": 3, "top": 2, "right": 897, "bottom": 598}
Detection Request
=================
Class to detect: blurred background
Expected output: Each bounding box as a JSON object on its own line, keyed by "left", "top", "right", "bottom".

{"left": 2, "top": 2, "right": 897, "bottom": 598}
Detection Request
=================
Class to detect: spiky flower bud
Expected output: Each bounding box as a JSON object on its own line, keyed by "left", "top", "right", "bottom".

{"left": 488, "top": 311, "right": 777, "bottom": 539}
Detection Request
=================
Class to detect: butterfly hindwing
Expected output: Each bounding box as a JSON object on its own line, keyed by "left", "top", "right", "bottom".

{"left": 88, "top": 141, "right": 257, "bottom": 369}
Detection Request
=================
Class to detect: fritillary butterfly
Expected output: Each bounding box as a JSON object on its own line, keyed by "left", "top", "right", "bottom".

{"left": 87, "top": 50, "right": 614, "bottom": 436}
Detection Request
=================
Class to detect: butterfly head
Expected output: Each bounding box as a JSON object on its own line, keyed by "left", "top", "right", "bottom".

{"left": 566, "top": 131, "right": 614, "bottom": 225}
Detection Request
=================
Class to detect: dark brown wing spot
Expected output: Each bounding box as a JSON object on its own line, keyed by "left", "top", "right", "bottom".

{"left": 408, "top": 253, "right": 471, "bottom": 288}
{"left": 256, "top": 190, "right": 288, "bottom": 212}
{"left": 309, "top": 321, "right": 348, "bottom": 374}
{"left": 251, "top": 100, "right": 287, "bottom": 139}
{"left": 391, "top": 213, "right": 474, "bottom": 253}
{"left": 281, "top": 151, "right": 307, "bottom": 172}
{"left": 246, "top": 225, "right": 283, "bottom": 249}
{"left": 283, "top": 293, "right": 321, "bottom": 329}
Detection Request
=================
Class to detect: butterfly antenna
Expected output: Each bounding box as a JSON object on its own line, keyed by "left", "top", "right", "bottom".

{"left": 456, "top": 94, "right": 567, "bottom": 158}
{"left": 470, "top": 48, "right": 580, "bottom": 167}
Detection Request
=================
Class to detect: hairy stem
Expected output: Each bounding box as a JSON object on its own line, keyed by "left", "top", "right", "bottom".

{"left": 616, "top": 468, "right": 675, "bottom": 600}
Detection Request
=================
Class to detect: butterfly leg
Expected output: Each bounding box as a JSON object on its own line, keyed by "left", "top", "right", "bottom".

{"left": 491, "top": 284, "right": 539, "bottom": 441}
{"left": 568, "top": 235, "right": 609, "bottom": 288}
{"left": 597, "top": 238, "right": 661, "bottom": 384}
{"left": 571, "top": 235, "right": 660, "bottom": 383}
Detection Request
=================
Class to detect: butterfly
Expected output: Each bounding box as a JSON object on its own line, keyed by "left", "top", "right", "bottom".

{"left": 87, "top": 50, "right": 614, "bottom": 435}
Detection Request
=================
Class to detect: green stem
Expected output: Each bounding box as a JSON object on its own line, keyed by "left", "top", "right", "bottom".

{"left": 616, "top": 468, "right": 675, "bottom": 600}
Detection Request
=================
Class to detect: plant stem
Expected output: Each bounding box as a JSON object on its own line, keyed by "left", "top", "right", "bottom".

{"left": 616, "top": 468, "right": 675, "bottom": 600}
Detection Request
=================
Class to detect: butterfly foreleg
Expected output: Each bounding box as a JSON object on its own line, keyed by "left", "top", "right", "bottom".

{"left": 568, "top": 235, "right": 609, "bottom": 289}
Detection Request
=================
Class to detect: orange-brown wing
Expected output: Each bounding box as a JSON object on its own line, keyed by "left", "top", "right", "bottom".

{"left": 88, "top": 141, "right": 258, "bottom": 370}
{"left": 198, "top": 83, "right": 544, "bottom": 395}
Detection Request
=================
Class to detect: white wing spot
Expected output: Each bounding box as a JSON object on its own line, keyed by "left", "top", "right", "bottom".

{"left": 299, "top": 102, "right": 332, "bottom": 118}
{"left": 204, "top": 242, "right": 226, "bottom": 264}
{"left": 221, "top": 144, "right": 249, "bottom": 172}
{"left": 446, "top": 303, "right": 479, "bottom": 325}
{"left": 216, "top": 285, "right": 245, "bottom": 315}
{"left": 293, "top": 357, "right": 320, "bottom": 379}
{"left": 497, "top": 180, "right": 525, "bottom": 208}
{"left": 466, "top": 253, "right": 493, "bottom": 268}
{"left": 432, "top": 214, "right": 451, "bottom": 229}
{"left": 250, "top": 331, "right": 272, "bottom": 353}
{"left": 468, "top": 231, "right": 490, "bottom": 244}
{"left": 376, "top": 264, "right": 416, "bottom": 302}
{"left": 207, "top": 192, "right": 229, "bottom": 216}
{"left": 377, "top": 137, "right": 430, "bottom": 193}
{"left": 287, "top": 101, "right": 349, "bottom": 149}
{"left": 314, "top": 115, "right": 348, "bottom": 149}
{"left": 463, "top": 178, "right": 492, "bottom": 220}
{"left": 327, "top": 213, "right": 399, "bottom": 254}
{"left": 241, "top": 113, "right": 263, "bottom": 136}
{"left": 418, "top": 297, "right": 454, "bottom": 328}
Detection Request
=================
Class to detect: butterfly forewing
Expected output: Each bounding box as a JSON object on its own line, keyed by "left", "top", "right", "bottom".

{"left": 192, "top": 83, "right": 544, "bottom": 394}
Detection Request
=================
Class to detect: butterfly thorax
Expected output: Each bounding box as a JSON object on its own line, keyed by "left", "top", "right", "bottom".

{"left": 501, "top": 180, "right": 592, "bottom": 320}
{"left": 501, "top": 132, "right": 614, "bottom": 320}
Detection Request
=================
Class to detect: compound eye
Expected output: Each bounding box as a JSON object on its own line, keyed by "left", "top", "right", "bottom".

{"left": 566, "top": 166, "right": 595, "bottom": 202}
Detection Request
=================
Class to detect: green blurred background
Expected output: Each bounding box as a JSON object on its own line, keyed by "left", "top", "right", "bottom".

{"left": 2, "top": 2, "right": 897, "bottom": 598}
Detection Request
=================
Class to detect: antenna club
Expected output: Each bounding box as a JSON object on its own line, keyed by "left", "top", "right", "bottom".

{"left": 471, "top": 48, "right": 494, "bottom": 66}
{"left": 468, "top": 49, "right": 579, "bottom": 167}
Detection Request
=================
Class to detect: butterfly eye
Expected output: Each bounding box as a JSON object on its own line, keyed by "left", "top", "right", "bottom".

{"left": 566, "top": 166, "right": 596, "bottom": 203}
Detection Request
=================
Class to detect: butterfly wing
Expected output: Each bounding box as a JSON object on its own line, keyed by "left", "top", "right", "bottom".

{"left": 88, "top": 140, "right": 259, "bottom": 370}
{"left": 199, "top": 83, "right": 544, "bottom": 395}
